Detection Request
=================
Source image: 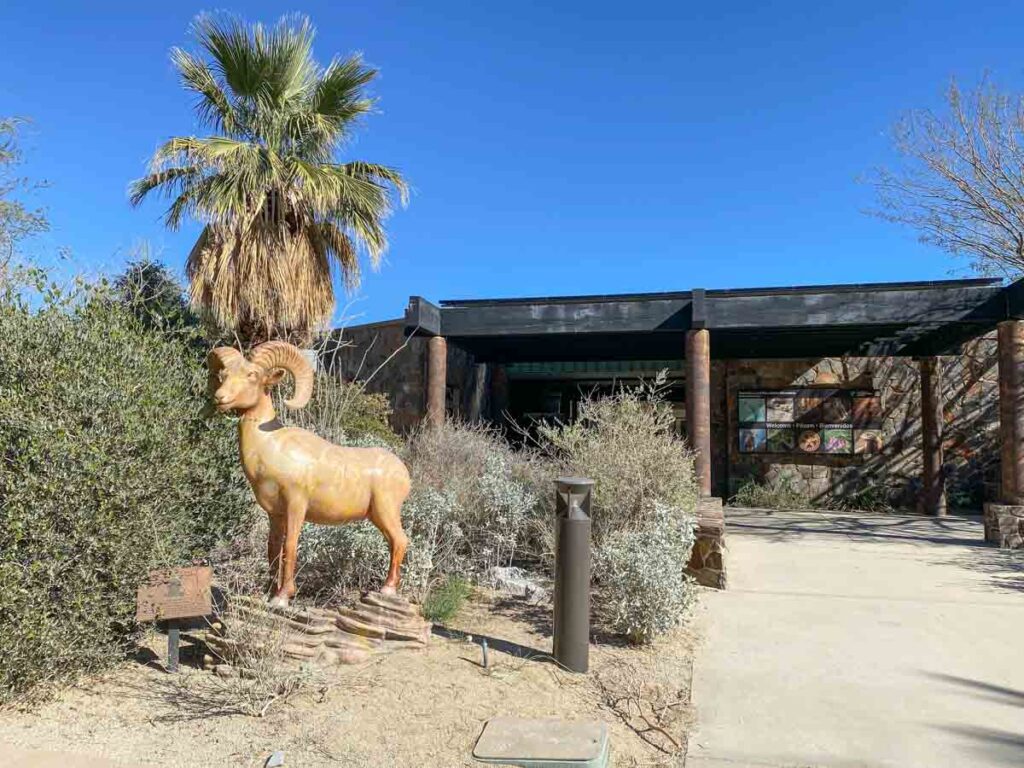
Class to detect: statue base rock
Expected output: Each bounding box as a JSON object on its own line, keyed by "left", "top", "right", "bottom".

{"left": 201, "top": 591, "right": 431, "bottom": 670}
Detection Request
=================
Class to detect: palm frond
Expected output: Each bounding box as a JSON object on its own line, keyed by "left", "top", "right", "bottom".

{"left": 316, "top": 220, "right": 360, "bottom": 288}
{"left": 133, "top": 12, "right": 409, "bottom": 344}
{"left": 170, "top": 48, "right": 239, "bottom": 135}
{"left": 342, "top": 160, "right": 410, "bottom": 206}
{"left": 260, "top": 14, "right": 318, "bottom": 105}
{"left": 128, "top": 165, "right": 203, "bottom": 208}
{"left": 192, "top": 14, "right": 267, "bottom": 99}
{"left": 312, "top": 56, "right": 377, "bottom": 124}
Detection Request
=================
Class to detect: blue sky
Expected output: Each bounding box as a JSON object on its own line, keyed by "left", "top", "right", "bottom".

{"left": 2, "top": 1, "right": 1022, "bottom": 324}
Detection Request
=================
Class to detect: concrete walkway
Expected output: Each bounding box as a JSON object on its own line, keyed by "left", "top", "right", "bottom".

{"left": 687, "top": 508, "right": 1024, "bottom": 768}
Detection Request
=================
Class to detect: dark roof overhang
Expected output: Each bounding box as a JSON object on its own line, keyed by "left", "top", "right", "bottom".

{"left": 405, "top": 277, "right": 1021, "bottom": 362}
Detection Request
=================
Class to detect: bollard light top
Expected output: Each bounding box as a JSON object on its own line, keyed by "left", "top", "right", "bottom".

{"left": 555, "top": 476, "right": 595, "bottom": 489}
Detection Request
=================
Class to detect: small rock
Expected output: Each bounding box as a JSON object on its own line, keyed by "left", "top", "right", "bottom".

{"left": 265, "top": 751, "right": 285, "bottom": 768}
{"left": 484, "top": 566, "right": 548, "bottom": 603}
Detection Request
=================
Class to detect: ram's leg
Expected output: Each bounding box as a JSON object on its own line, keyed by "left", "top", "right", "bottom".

{"left": 267, "top": 514, "right": 286, "bottom": 597}
{"left": 371, "top": 500, "right": 409, "bottom": 595}
{"left": 269, "top": 498, "right": 306, "bottom": 608}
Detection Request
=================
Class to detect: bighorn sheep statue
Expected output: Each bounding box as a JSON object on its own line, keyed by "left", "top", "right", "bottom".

{"left": 207, "top": 341, "right": 411, "bottom": 607}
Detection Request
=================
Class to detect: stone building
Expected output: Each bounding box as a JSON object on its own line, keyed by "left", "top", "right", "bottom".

{"left": 323, "top": 277, "right": 1024, "bottom": 544}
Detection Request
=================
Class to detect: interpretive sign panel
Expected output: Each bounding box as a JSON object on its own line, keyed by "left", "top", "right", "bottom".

{"left": 738, "top": 389, "right": 883, "bottom": 455}
{"left": 136, "top": 566, "right": 213, "bottom": 622}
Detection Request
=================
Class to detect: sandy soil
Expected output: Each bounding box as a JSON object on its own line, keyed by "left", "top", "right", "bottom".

{"left": 0, "top": 590, "right": 696, "bottom": 767}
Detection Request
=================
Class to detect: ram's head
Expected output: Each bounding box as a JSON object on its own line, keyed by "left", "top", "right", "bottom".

{"left": 207, "top": 341, "right": 314, "bottom": 413}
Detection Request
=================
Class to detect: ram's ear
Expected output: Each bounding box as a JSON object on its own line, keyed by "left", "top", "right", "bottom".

{"left": 264, "top": 368, "right": 287, "bottom": 387}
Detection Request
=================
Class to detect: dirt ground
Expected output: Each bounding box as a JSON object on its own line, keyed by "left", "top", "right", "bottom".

{"left": 0, "top": 590, "right": 696, "bottom": 768}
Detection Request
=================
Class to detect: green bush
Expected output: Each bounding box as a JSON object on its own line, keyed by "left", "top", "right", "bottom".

{"left": 421, "top": 576, "right": 473, "bottom": 623}
{"left": 831, "top": 482, "right": 897, "bottom": 513}
{"left": 0, "top": 271, "right": 251, "bottom": 703}
{"left": 730, "top": 474, "right": 813, "bottom": 510}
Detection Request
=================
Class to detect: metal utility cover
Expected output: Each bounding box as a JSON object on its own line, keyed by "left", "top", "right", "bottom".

{"left": 473, "top": 717, "right": 609, "bottom": 768}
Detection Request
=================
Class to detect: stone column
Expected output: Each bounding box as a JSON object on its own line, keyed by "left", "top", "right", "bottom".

{"left": 919, "top": 357, "right": 947, "bottom": 517}
{"left": 686, "top": 329, "right": 712, "bottom": 497}
{"left": 426, "top": 335, "right": 447, "bottom": 427}
{"left": 998, "top": 320, "right": 1024, "bottom": 504}
{"left": 985, "top": 320, "right": 1024, "bottom": 548}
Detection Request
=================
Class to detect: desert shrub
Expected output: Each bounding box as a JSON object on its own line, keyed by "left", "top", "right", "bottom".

{"left": 405, "top": 421, "right": 547, "bottom": 573}
{"left": 297, "top": 519, "right": 391, "bottom": 601}
{"left": 295, "top": 423, "right": 545, "bottom": 602}
{"left": 421, "top": 576, "right": 473, "bottom": 623}
{"left": 537, "top": 384, "right": 700, "bottom": 642}
{"left": 0, "top": 271, "right": 251, "bottom": 703}
{"left": 595, "top": 501, "right": 698, "bottom": 643}
{"left": 179, "top": 522, "right": 324, "bottom": 718}
{"left": 205, "top": 600, "right": 319, "bottom": 718}
{"left": 830, "top": 482, "right": 897, "bottom": 513}
{"left": 281, "top": 369, "right": 399, "bottom": 448}
{"left": 730, "top": 474, "right": 813, "bottom": 510}
{"left": 538, "top": 384, "right": 699, "bottom": 543}
{"left": 399, "top": 487, "right": 467, "bottom": 600}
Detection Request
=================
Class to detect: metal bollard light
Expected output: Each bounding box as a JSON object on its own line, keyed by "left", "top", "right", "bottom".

{"left": 553, "top": 476, "right": 594, "bottom": 673}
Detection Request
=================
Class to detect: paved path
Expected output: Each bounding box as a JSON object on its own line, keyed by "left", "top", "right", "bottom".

{"left": 687, "top": 508, "right": 1024, "bottom": 768}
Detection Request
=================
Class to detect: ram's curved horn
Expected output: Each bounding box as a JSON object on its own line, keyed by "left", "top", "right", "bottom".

{"left": 207, "top": 347, "right": 245, "bottom": 395}
{"left": 249, "top": 341, "right": 314, "bottom": 410}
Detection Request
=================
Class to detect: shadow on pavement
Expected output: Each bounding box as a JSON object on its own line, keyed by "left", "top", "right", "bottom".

{"left": 726, "top": 507, "right": 987, "bottom": 548}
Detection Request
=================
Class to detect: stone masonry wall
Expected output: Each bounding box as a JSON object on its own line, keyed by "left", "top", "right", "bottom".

{"left": 721, "top": 335, "right": 1000, "bottom": 510}
{"left": 322, "top": 320, "right": 485, "bottom": 433}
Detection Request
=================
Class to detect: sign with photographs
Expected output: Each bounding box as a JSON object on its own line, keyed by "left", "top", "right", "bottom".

{"left": 737, "top": 389, "right": 883, "bottom": 455}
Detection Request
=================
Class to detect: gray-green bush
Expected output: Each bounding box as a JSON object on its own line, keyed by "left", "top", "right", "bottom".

{"left": 595, "top": 500, "right": 698, "bottom": 643}
{"left": 295, "top": 420, "right": 546, "bottom": 602}
{"left": 540, "top": 385, "right": 699, "bottom": 643}
{"left": 0, "top": 270, "right": 252, "bottom": 703}
{"left": 538, "top": 386, "right": 699, "bottom": 543}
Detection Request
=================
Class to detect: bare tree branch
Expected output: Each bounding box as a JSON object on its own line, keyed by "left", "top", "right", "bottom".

{"left": 870, "top": 78, "right": 1024, "bottom": 277}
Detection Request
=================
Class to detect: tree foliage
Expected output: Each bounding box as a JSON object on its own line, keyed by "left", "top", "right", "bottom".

{"left": 873, "top": 79, "right": 1024, "bottom": 276}
{"left": 0, "top": 271, "right": 252, "bottom": 703}
{"left": 0, "top": 118, "right": 48, "bottom": 268}
{"left": 113, "top": 254, "right": 200, "bottom": 336}
{"left": 130, "top": 13, "right": 408, "bottom": 345}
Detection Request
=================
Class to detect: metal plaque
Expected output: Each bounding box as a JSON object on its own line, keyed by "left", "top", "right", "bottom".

{"left": 136, "top": 566, "right": 213, "bottom": 622}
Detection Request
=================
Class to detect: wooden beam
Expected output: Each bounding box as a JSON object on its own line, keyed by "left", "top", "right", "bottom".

{"left": 441, "top": 297, "right": 692, "bottom": 337}
{"left": 691, "top": 288, "right": 707, "bottom": 329}
{"left": 405, "top": 296, "right": 442, "bottom": 337}
{"left": 703, "top": 284, "right": 1001, "bottom": 331}
{"left": 429, "top": 282, "right": 1004, "bottom": 339}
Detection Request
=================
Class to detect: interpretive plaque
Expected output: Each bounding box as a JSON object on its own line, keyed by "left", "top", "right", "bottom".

{"left": 136, "top": 566, "right": 213, "bottom": 622}
{"left": 136, "top": 566, "right": 213, "bottom": 673}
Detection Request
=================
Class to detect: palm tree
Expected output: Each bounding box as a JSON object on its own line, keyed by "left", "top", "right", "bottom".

{"left": 131, "top": 14, "right": 408, "bottom": 345}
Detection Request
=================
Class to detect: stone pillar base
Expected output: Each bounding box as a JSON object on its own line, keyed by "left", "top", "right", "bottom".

{"left": 686, "top": 496, "right": 727, "bottom": 589}
{"left": 983, "top": 503, "right": 1024, "bottom": 549}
